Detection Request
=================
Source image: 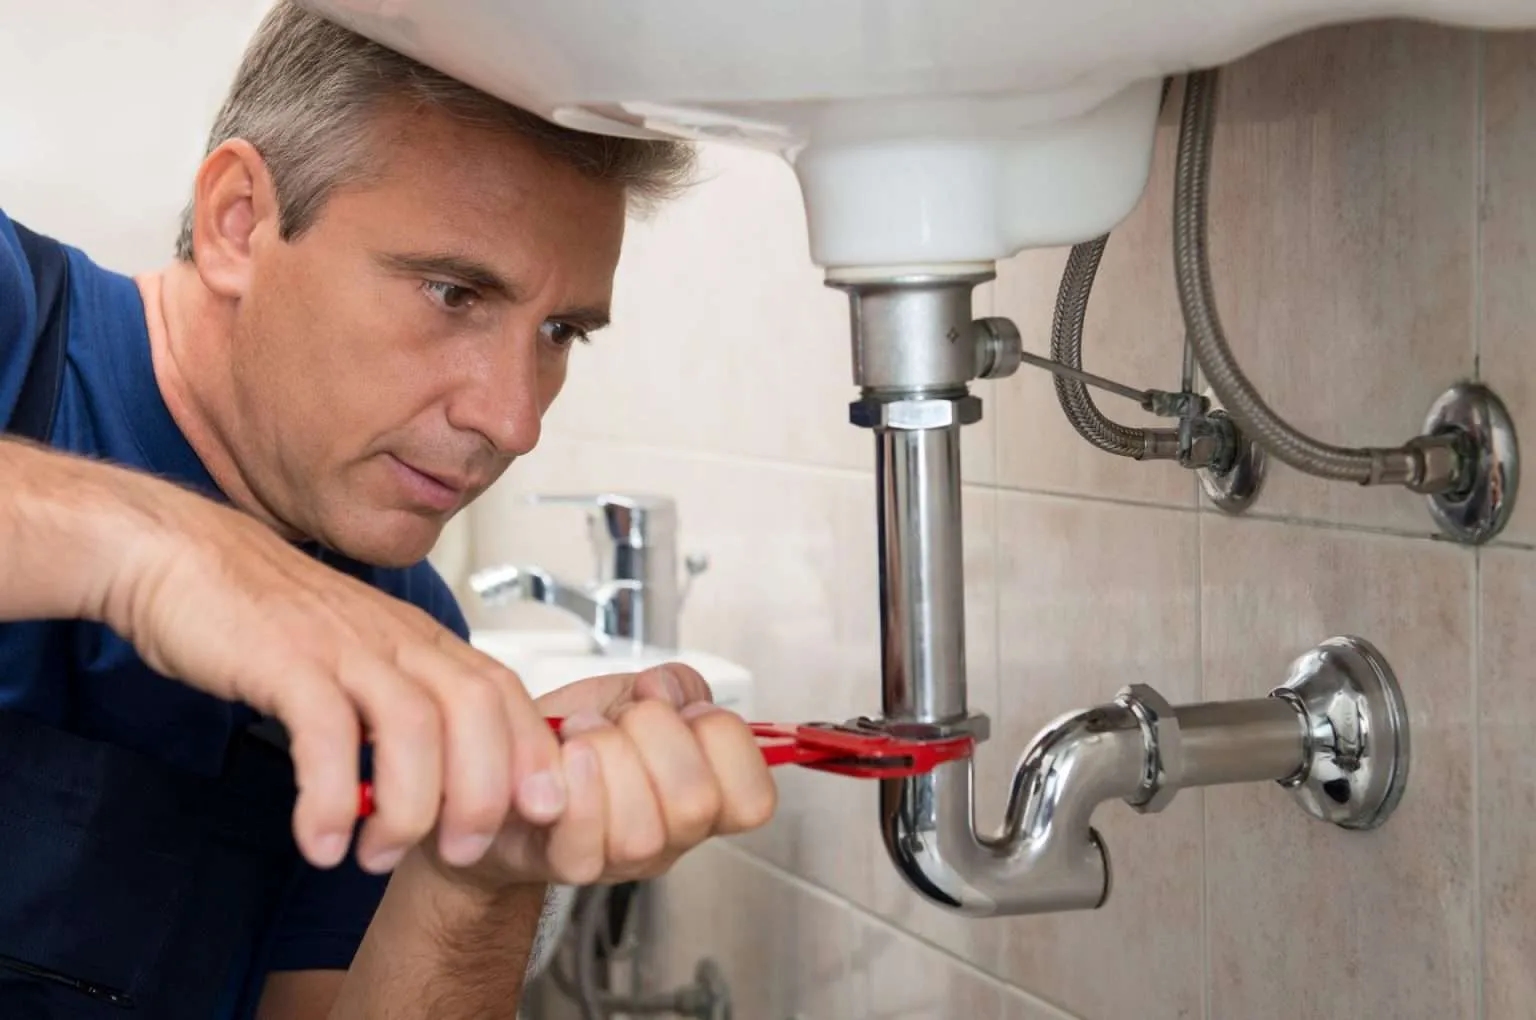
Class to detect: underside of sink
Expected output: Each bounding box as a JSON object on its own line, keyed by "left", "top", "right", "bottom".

{"left": 301, "top": 0, "right": 1536, "bottom": 265}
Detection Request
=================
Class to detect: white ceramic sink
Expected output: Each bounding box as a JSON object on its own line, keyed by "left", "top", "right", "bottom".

{"left": 470, "top": 628, "right": 757, "bottom": 718}
{"left": 304, "top": 0, "right": 1536, "bottom": 268}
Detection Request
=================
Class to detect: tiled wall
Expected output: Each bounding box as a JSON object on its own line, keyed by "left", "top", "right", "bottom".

{"left": 460, "top": 23, "right": 1536, "bottom": 1020}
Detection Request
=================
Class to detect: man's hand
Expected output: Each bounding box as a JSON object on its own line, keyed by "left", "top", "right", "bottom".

{"left": 282, "top": 665, "right": 778, "bottom": 1020}
{"left": 420, "top": 663, "right": 778, "bottom": 892}
{"left": 2, "top": 439, "right": 565, "bottom": 874}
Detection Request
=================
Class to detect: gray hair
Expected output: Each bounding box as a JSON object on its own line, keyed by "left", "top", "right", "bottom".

{"left": 174, "top": 0, "right": 695, "bottom": 260}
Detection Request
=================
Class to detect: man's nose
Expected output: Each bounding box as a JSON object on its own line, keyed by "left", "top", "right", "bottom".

{"left": 445, "top": 345, "right": 544, "bottom": 457}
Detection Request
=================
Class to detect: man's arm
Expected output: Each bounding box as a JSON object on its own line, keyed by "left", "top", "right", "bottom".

{"left": 0, "top": 439, "right": 157, "bottom": 623}
{"left": 0, "top": 433, "right": 569, "bottom": 871}
{"left": 256, "top": 854, "right": 547, "bottom": 1020}
{"left": 256, "top": 667, "right": 777, "bottom": 1020}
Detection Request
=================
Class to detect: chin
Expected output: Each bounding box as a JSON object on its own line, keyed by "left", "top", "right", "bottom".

{"left": 328, "top": 511, "right": 444, "bottom": 569}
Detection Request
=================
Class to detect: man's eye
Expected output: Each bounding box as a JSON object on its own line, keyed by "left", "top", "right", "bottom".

{"left": 423, "top": 280, "right": 478, "bottom": 310}
{"left": 540, "top": 321, "right": 590, "bottom": 348}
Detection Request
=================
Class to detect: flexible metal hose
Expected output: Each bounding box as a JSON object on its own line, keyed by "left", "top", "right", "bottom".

{"left": 1051, "top": 235, "right": 1160, "bottom": 459}
{"left": 572, "top": 888, "right": 607, "bottom": 1020}
{"left": 1173, "top": 68, "right": 1419, "bottom": 485}
{"left": 569, "top": 886, "right": 730, "bottom": 1019}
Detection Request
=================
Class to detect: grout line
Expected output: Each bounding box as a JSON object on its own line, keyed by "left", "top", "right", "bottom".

{"left": 717, "top": 842, "right": 1085, "bottom": 1020}
{"left": 1472, "top": 31, "right": 1486, "bottom": 385}
{"left": 536, "top": 436, "right": 1536, "bottom": 555}
{"left": 1473, "top": 542, "right": 1485, "bottom": 1020}
{"left": 1197, "top": 508, "right": 1212, "bottom": 1020}
{"left": 1471, "top": 39, "right": 1487, "bottom": 1020}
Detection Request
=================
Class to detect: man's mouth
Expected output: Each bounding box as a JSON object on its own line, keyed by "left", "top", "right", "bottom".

{"left": 386, "top": 454, "right": 471, "bottom": 512}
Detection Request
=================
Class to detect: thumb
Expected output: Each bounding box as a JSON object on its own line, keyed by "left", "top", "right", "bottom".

{"left": 535, "top": 672, "right": 640, "bottom": 720}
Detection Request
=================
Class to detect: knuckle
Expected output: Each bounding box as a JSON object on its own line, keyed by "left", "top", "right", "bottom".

{"left": 734, "top": 782, "right": 778, "bottom": 831}
{"left": 673, "top": 782, "right": 723, "bottom": 835}
{"left": 455, "top": 670, "right": 508, "bottom": 721}
{"left": 622, "top": 698, "right": 673, "bottom": 728}
{"left": 558, "top": 850, "right": 605, "bottom": 887}
{"left": 390, "top": 690, "right": 443, "bottom": 742}
{"left": 451, "top": 795, "right": 509, "bottom": 836}
{"left": 657, "top": 661, "right": 704, "bottom": 688}
{"left": 617, "top": 821, "right": 666, "bottom": 865}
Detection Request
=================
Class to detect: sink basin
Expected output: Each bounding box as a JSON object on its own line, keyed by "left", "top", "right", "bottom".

{"left": 470, "top": 628, "right": 757, "bottom": 718}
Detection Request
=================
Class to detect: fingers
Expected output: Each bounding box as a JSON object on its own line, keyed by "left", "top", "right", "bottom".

{"left": 631, "top": 663, "right": 713, "bottom": 709}
{"left": 265, "top": 670, "right": 363, "bottom": 868}
{"left": 395, "top": 639, "right": 516, "bottom": 869}
{"left": 437, "top": 636, "right": 567, "bottom": 827}
{"left": 334, "top": 651, "right": 444, "bottom": 873}
{"left": 529, "top": 694, "right": 777, "bottom": 887}
{"left": 680, "top": 703, "right": 778, "bottom": 835}
{"left": 538, "top": 737, "right": 608, "bottom": 885}
{"left": 560, "top": 711, "right": 666, "bottom": 870}
{"left": 617, "top": 700, "right": 723, "bottom": 853}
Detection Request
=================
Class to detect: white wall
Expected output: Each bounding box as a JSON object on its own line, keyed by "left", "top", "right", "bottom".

{"left": 0, "top": 1, "right": 273, "bottom": 273}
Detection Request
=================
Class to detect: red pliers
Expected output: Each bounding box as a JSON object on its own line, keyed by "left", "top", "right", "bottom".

{"left": 353, "top": 717, "right": 975, "bottom": 818}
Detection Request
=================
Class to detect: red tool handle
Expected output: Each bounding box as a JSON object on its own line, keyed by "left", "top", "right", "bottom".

{"left": 354, "top": 717, "right": 974, "bottom": 818}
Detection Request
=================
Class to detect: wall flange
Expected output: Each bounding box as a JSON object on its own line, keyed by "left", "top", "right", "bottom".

{"left": 1270, "top": 635, "right": 1409, "bottom": 831}
{"left": 1422, "top": 382, "right": 1519, "bottom": 546}
{"left": 1198, "top": 390, "right": 1267, "bottom": 515}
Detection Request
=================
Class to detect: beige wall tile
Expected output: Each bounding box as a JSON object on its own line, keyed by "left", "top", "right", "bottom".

{"left": 542, "top": 145, "right": 865, "bottom": 473}
{"left": 991, "top": 94, "right": 1198, "bottom": 510}
{"left": 645, "top": 842, "right": 859, "bottom": 1020}
{"left": 1479, "top": 549, "right": 1536, "bottom": 1020}
{"left": 542, "top": 145, "right": 998, "bottom": 485}
{"left": 849, "top": 910, "right": 1072, "bottom": 1020}
{"left": 1201, "top": 516, "right": 1475, "bottom": 1020}
{"left": 1480, "top": 33, "right": 1536, "bottom": 546}
{"left": 1197, "top": 25, "right": 1477, "bottom": 533}
{"left": 991, "top": 494, "right": 1204, "bottom": 1020}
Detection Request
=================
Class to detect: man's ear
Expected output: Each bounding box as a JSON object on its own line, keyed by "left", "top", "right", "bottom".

{"left": 188, "top": 138, "right": 280, "bottom": 299}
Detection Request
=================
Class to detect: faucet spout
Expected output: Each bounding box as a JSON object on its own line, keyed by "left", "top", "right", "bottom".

{"left": 470, "top": 564, "right": 642, "bottom": 654}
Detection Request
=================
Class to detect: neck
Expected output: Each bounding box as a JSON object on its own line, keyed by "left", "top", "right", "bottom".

{"left": 137, "top": 262, "right": 302, "bottom": 541}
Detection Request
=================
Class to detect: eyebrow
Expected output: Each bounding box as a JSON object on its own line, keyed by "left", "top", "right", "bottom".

{"left": 378, "top": 250, "right": 611, "bottom": 330}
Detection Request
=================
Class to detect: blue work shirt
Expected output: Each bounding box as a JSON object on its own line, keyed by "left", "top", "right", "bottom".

{"left": 0, "top": 206, "right": 470, "bottom": 1015}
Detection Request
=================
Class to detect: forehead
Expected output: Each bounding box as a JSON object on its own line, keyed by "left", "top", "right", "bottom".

{"left": 327, "top": 100, "right": 628, "bottom": 286}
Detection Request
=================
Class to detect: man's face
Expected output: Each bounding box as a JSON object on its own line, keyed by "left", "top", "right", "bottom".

{"left": 228, "top": 103, "right": 626, "bottom": 567}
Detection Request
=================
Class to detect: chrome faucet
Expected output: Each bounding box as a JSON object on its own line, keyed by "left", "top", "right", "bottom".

{"left": 469, "top": 493, "right": 707, "bottom": 656}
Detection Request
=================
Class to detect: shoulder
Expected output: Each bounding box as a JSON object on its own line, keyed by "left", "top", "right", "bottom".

{"left": 374, "top": 559, "right": 470, "bottom": 641}
{"left": 0, "top": 207, "right": 43, "bottom": 425}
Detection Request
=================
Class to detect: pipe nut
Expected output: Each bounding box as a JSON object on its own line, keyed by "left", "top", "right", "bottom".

{"left": 1116, "top": 683, "right": 1184, "bottom": 814}
{"left": 849, "top": 395, "right": 983, "bottom": 431}
{"left": 971, "top": 317, "right": 1023, "bottom": 380}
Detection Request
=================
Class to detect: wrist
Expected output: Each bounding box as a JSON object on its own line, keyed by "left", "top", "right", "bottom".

{"left": 399, "top": 846, "right": 549, "bottom": 921}
{"left": 70, "top": 462, "right": 183, "bottom": 630}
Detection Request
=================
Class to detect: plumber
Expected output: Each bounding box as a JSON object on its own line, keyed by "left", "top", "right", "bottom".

{"left": 0, "top": 2, "right": 775, "bottom": 1017}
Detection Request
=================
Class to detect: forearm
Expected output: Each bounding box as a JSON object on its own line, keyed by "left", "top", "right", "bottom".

{"left": 0, "top": 437, "right": 162, "bottom": 623}
{"left": 326, "top": 850, "right": 548, "bottom": 1020}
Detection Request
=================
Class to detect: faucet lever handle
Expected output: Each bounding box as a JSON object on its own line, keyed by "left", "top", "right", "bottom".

{"left": 526, "top": 492, "right": 676, "bottom": 512}
{"left": 524, "top": 492, "right": 679, "bottom": 587}
{"left": 525, "top": 493, "right": 677, "bottom": 545}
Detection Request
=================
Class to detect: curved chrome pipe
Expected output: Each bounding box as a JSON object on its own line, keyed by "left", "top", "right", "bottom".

{"left": 836, "top": 271, "right": 1403, "bottom": 920}
{"left": 881, "top": 703, "right": 1147, "bottom": 915}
